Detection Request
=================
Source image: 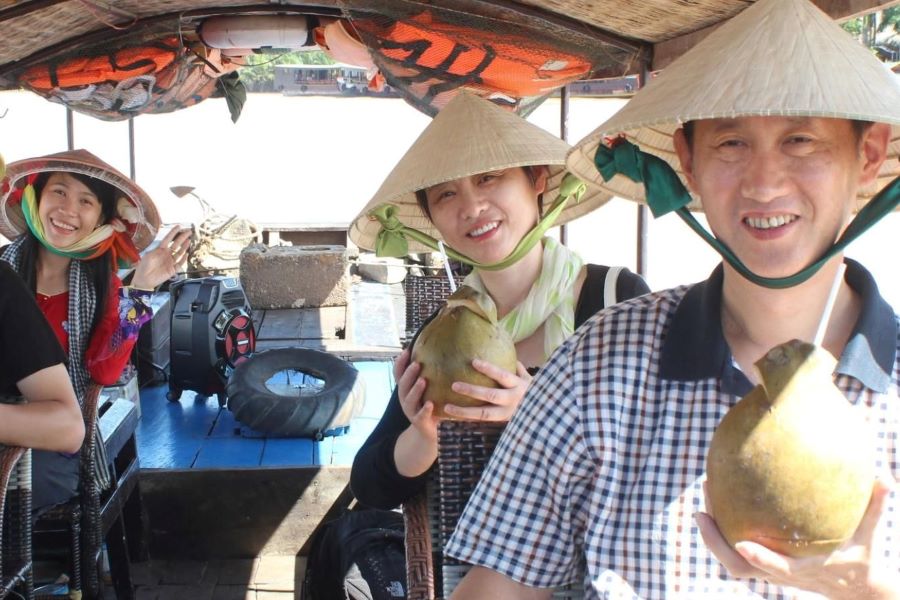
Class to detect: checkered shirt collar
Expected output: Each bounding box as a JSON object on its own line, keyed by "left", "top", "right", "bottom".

{"left": 660, "top": 258, "right": 897, "bottom": 394}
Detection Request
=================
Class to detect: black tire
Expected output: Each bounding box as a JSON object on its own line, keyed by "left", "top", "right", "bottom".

{"left": 226, "top": 348, "right": 365, "bottom": 438}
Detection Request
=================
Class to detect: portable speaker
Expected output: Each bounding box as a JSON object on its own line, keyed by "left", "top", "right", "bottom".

{"left": 166, "top": 276, "right": 255, "bottom": 406}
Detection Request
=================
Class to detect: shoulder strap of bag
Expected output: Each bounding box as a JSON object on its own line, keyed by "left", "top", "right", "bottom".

{"left": 575, "top": 264, "right": 608, "bottom": 328}
{"left": 603, "top": 266, "right": 623, "bottom": 308}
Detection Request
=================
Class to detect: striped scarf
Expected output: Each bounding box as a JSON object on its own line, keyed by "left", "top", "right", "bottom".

{"left": 1, "top": 237, "right": 111, "bottom": 489}
{"left": 463, "top": 237, "right": 584, "bottom": 363}
{"left": 18, "top": 183, "right": 140, "bottom": 268}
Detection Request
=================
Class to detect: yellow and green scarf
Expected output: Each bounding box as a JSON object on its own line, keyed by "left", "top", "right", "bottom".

{"left": 18, "top": 183, "right": 140, "bottom": 268}
{"left": 463, "top": 236, "right": 583, "bottom": 363}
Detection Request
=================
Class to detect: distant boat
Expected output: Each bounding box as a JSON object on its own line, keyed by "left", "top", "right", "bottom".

{"left": 274, "top": 63, "right": 397, "bottom": 96}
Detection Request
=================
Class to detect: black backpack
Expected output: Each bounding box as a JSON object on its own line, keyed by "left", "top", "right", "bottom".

{"left": 303, "top": 508, "right": 407, "bottom": 600}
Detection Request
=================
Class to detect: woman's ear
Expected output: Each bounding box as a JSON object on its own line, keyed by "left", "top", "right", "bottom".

{"left": 532, "top": 165, "right": 550, "bottom": 195}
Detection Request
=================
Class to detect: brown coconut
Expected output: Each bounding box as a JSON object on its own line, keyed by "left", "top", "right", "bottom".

{"left": 411, "top": 285, "right": 517, "bottom": 420}
{"left": 706, "top": 339, "right": 875, "bottom": 557}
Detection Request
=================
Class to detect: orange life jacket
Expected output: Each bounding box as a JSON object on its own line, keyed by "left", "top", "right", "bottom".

{"left": 20, "top": 38, "right": 180, "bottom": 91}
{"left": 353, "top": 11, "right": 591, "bottom": 109}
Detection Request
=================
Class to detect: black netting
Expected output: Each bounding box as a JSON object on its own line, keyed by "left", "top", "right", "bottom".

{"left": 12, "top": 23, "right": 243, "bottom": 122}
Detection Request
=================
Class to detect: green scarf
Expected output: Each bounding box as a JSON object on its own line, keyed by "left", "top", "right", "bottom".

{"left": 463, "top": 237, "right": 583, "bottom": 363}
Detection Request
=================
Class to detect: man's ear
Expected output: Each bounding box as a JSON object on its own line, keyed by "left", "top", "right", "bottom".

{"left": 672, "top": 128, "right": 698, "bottom": 194}
{"left": 858, "top": 122, "right": 891, "bottom": 189}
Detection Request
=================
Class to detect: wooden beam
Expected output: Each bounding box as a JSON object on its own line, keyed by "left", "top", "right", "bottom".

{"left": 652, "top": 0, "right": 900, "bottom": 71}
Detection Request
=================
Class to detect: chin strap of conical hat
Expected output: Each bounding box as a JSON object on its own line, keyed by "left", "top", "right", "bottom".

{"left": 595, "top": 137, "right": 900, "bottom": 289}
{"left": 369, "top": 173, "right": 587, "bottom": 271}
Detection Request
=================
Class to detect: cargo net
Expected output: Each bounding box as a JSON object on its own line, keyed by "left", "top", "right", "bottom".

{"left": 342, "top": 1, "right": 640, "bottom": 116}
{"left": 13, "top": 27, "right": 242, "bottom": 122}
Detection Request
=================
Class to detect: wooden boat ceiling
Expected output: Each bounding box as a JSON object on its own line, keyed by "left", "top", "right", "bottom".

{"left": 0, "top": 0, "right": 896, "bottom": 101}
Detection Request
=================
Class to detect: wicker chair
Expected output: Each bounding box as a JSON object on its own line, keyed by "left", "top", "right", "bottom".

{"left": 402, "top": 274, "right": 455, "bottom": 345}
{"left": 0, "top": 446, "right": 33, "bottom": 600}
{"left": 401, "top": 274, "right": 585, "bottom": 599}
{"left": 33, "top": 382, "right": 139, "bottom": 600}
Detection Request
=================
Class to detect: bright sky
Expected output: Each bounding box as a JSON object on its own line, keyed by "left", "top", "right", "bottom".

{"left": 1, "top": 90, "right": 898, "bottom": 307}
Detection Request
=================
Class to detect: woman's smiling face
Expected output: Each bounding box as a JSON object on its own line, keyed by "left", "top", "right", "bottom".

{"left": 37, "top": 172, "right": 105, "bottom": 247}
{"left": 424, "top": 167, "right": 547, "bottom": 264}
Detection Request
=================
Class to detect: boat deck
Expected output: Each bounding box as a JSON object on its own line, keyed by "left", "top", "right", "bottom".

{"left": 137, "top": 280, "right": 404, "bottom": 471}
{"left": 77, "top": 280, "right": 408, "bottom": 598}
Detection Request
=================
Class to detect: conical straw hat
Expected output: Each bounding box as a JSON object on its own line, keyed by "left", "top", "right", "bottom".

{"left": 350, "top": 92, "right": 610, "bottom": 253}
{"left": 0, "top": 149, "right": 160, "bottom": 250}
{"left": 567, "top": 0, "right": 900, "bottom": 210}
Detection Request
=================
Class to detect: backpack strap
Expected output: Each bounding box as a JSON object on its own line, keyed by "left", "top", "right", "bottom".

{"left": 603, "top": 266, "right": 623, "bottom": 308}
{"left": 575, "top": 264, "right": 609, "bottom": 328}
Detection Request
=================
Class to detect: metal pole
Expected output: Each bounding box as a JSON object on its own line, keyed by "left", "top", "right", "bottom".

{"left": 635, "top": 67, "right": 650, "bottom": 278}
{"left": 558, "top": 84, "right": 569, "bottom": 245}
{"left": 128, "top": 117, "right": 136, "bottom": 180}
{"left": 66, "top": 108, "right": 74, "bottom": 150}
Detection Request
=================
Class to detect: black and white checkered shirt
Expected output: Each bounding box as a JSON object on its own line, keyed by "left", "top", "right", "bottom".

{"left": 446, "top": 260, "right": 899, "bottom": 599}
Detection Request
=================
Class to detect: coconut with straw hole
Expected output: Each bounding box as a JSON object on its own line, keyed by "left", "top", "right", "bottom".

{"left": 706, "top": 264, "right": 877, "bottom": 557}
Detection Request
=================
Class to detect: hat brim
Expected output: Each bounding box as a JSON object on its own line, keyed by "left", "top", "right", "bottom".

{"left": 0, "top": 150, "right": 160, "bottom": 250}
{"left": 568, "top": 122, "right": 900, "bottom": 213}
{"left": 567, "top": 0, "right": 900, "bottom": 212}
{"left": 349, "top": 92, "right": 612, "bottom": 254}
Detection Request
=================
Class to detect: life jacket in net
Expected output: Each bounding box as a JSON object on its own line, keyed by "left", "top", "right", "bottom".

{"left": 351, "top": 10, "right": 592, "bottom": 114}
{"left": 16, "top": 39, "right": 242, "bottom": 121}
{"left": 19, "top": 38, "right": 181, "bottom": 91}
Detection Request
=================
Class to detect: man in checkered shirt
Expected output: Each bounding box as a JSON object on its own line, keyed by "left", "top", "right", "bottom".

{"left": 445, "top": 0, "right": 900, "bottom": 598}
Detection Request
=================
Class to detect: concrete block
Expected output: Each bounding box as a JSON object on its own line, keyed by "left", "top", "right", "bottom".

{"left": 357, "top": 254, "right": 407, "bottom": 284}
{"left": 240, "top": 244, "right": 349, "bottom": 308}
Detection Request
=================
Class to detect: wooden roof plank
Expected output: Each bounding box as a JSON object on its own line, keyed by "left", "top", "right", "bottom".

{"left": 653, "top": 0, "right": 900, "bottom": 70}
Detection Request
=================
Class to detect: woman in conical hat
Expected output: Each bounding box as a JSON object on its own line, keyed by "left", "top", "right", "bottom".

{"left": 0, "top": 149, "right": 192, "bottom": 511}
{"left": 447, "top": 0, "right": 900, "bottom": 597}
{"left": 349, "top": 92, "right": 649, "bottom": 510}
{"left": 0, "top": 154, "right": 83, "bottom": 456}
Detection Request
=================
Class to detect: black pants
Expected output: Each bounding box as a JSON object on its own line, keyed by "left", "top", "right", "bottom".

{"left": 32, "top": 449, "right": 79, "bottom": 513}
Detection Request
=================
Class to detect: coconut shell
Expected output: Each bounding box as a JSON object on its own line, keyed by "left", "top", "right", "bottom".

{"left": 706, "top": 339, "right": 875, "bottom": 557}
{"left": 411, "top": 286, "right": 517, "bottom": 420}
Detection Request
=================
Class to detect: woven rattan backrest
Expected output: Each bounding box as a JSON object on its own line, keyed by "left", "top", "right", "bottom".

{"left": 436, "top": 420, "right": 505, "bottom": 598}
{"left": 403, "top": 275, "right": 454, "bottom": 342}
{"left": 79, "top": 383, "right": 103, "bottom": 490}
{"left": 0, "top": 446, "right": 30, "bottom": 597}
{"left": 404, "top": 419, "right": 587, "bottom": 599}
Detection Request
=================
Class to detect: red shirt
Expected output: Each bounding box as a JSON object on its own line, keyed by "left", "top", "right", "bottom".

{"left": 36, "top": 275, "right": 137, "bottom": 386}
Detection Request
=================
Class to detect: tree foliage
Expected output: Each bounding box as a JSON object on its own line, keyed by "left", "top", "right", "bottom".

{"left": 843, "top": 7, "right": 900, "bottom": 41}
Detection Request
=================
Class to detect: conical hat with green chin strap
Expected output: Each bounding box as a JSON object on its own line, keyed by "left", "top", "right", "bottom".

{"left": 566, "top": 0, "right": 900, "bottom": 288}
{"left": 349, "top": 91, "right": 611, "bottom": 265}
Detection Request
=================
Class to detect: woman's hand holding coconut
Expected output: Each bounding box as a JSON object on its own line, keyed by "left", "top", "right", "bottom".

{"left": 393, "top": 348, "right": 440, "bottom": 478}
{"left": 697, "top": 478, "right": 898, "bottom": 599}
{"left": 394, "top": 335, "right": 530, "bottom": 478}
{"left": 441, "top": 358, "right": 532, "bottom": 422}
{"left": 348, "top": 93, "right": 649, "bottom": 512}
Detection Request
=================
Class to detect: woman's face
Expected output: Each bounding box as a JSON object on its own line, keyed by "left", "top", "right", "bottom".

{"left": 37, "top": 172, "right": 105, "bottom": 247}
{"left": 424, "top": 167, "right": 548, "bottom": 264}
